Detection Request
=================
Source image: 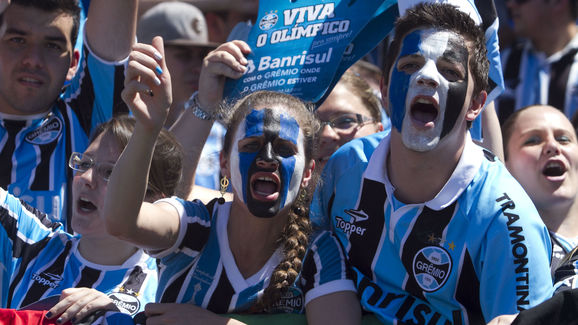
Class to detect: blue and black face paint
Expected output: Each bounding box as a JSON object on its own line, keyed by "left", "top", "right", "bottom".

{"left": 230, "top": 108, "right": 305, "bottom": 218}
{"left": 440, "top": 34, "right": 468, "bottom": 138}
{"left": 388, "top": 29, "right": 471, "bottom": 150}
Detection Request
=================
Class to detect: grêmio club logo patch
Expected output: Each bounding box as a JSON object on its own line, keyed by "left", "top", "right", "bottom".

{"left": 412, "top": 246, "right": 452, "bottom": 292}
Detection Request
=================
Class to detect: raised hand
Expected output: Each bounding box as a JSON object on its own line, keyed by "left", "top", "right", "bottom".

{"left": 197, "top": 40, "right": 251, "bottom": 112}
{"left": 122, "top": 36, "right": 172, "bottom": 134}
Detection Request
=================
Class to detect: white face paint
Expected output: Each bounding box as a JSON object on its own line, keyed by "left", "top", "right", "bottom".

{"left": 389, "top": 28, "right": 469, "bottom": 152}
{"left": 229, "top": 107, "right": 306, "bottom": 218}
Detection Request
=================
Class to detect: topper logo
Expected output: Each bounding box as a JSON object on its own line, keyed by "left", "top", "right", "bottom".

{"left": 335, "top": 208, "right": 368, "bottom": 236}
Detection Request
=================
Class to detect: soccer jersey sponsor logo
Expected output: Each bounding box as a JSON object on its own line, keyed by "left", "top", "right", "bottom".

{"left": 496, "top": 193, "right": 531, "bottom": 310}
{"left": 269, "top": 287, "right": 304, "bottom": 313}
{"left": 335, "top": 208, "right": 368, "bottom": 236}
{"left": 31, "top": 272, "right": 62, "bottom": 289}
{"left": 25, "top": 116, "right": 62, "bottom": 145}
{"left": 109, "top": 292, "right": 140, "bottom": 316}
{"left": 412, "top": 246, "right": 452, "bottom": 292}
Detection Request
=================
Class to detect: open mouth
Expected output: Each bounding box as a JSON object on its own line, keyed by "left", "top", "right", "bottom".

{"left": 542, "top": 161, "right": 566, "bottom": 178}
{"left": 251, "top": 174, "right": 280, "bottom": 201}
{"left": 411, "top": 97, "right": 439, "bottom": 125}
{"left": 78, "top": 197, "right": 97, "bottom": 213}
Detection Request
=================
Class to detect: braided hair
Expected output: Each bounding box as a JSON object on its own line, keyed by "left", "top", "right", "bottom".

{"left": 221, "top": 90, "right": 319, "bottom": 310}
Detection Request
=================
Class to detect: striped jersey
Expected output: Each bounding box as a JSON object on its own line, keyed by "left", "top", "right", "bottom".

{"left": 311, "top": 131, "right": 554, "bottom": 324}
{"left": 0, "top": 40, "right": 128, "bottom": 232}
{"left": 496, "top": 35, "right": 578, "bottom": 124}
{"left": 553, "top": 243, "right": 578, "bottom": 293}
{"left": 151, "top": 199, "right": 356, "bottom": 314}
{"left": 0, "top": 188, "right": 157, "bottom": 315}
{"left": 550, "top": 231, "right": 578, "bottom": 276}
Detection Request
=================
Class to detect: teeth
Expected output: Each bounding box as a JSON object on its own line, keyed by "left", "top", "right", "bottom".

{"left": 416, "top": 98, "right": 435, "bottom": 105}
{"left": 80, "top": 197, "right": 92, "bottom": 204}
{"left": 21, "top": 77, "right": 40, "bottom": 83}
{"left": 257, "top": 176, "right": 275, "bottom": 182}
{"left": 546, "top": 162, "right": 561, "bottom": 168}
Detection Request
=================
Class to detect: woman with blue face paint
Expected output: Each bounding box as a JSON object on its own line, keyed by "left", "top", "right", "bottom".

{"left": 104, "top": 37, "right": 361, "bottom": 325}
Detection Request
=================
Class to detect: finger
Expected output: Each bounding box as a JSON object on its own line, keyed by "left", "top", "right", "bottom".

{"left": 144, "top": 302, "right": 165, "bottom": 316}
{"left": 51, "top": 293, "right": 96, "bottom": 324}
{"left": 127, "top": 50, "right": 163, "bottom": 80}
{"left": 204, "top": 51, "right": 247, "bottom": 78}
{"left": 131, "top": 42, "right": 164, "bottom": 62}
{"left": 150, "top": 36, "right": 172, "bottom": 101}
{"left": 125, "top": 59, "right": 161, "bottom": 90}
{"left": 123, "top": 79, "right": 155, "bottom": 97}
{"left": 47, "top": 288, "right": 82, "bottom": 319}
{"left": 215, "top": 40, "right": 252, "bottom": 65}
{"left": 73, "top": 295, "right": 116, "bottom": 323}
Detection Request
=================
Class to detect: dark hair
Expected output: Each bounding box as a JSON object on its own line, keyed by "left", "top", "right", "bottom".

{"left": 571, "top": 0, "right": 578, "bottom": 20}
{"left": 221, "top": 90, "right": 319, "bottom": 309}
{"left": 383, "top": 3, "right": 489, "bottom": 96}
{"left": 501, "top": 106, "right": 530, "bottom": 162}
{"left": 90, "top": 115, "right": 183, "bottom": 198}
{"left": 9, "top": 0, "right": 81, "bottom": 48}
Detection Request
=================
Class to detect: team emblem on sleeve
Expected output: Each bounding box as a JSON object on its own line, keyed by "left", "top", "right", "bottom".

{"left": 25, "top": 115, "right": 63, "bottom": 145}
{"left": 412, "top": 246, "right": 452, "bottom": 292}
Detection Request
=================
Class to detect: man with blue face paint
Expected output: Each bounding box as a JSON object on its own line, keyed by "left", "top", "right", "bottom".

{"left": 230, "top": 108, "right": 306, "bottom": 218}
{"left": 311, "top": 3, "right": 554, "bottom": 324}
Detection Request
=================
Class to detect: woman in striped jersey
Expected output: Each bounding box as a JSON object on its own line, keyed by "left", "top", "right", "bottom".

{"left": 0, "top": 115, "right": 183, "bottom": 323}
{"left": 105, "top": 37, "right": 361, "bottom": 324}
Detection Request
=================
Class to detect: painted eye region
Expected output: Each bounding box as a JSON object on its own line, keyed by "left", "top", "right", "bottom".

{"left": 388, "top": 29, "right": 469, "bottom": 137}
{"left": 232, "top": 108, "right": 305, "bottom": 218}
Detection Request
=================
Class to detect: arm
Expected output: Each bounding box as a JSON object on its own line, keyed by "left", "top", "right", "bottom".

{"left": 104, "top": 37, "right": 181, "bottom": 250}
{"left": 170, "top": 40, "right": 250, "bottom": 198}
{"left": 84, "top": 0, "right": 137, "bottom": 61}
{"left": 306, "top": 291, "right": 361, "bottom": 325}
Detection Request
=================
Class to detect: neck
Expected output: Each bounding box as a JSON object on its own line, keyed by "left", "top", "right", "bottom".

{"left": 532, "top": 22, "right": 577, "bottom": 56}
{"left": 387, "top": 131, "right": 465, "bottom": 204}
{"left": 227, "top": 199, "right": 288, "bottom": 278}
{"left": 539, "top": 200, "right": 578, "bottom": 238}
{"left": 78, "top": 236, "right": 139, "bottom": 265}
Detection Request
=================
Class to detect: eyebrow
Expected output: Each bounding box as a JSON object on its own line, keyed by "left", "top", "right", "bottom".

{"left": 5, "top": 27, "right": 68, "bottom": 44}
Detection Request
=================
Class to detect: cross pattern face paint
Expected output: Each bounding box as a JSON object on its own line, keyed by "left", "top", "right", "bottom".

{"left": 388, "top": 29, "right": 469, "bottom": 152}
{"left": 230, "top": 108, "right": 306, "bottom": 218}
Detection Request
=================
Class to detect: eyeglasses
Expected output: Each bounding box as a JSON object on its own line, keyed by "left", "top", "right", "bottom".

{"left": 68, "top": 152, "right": 115, "bottom": 182}
{"left": 319, "top": 113, "right": 375, "bottom": 132}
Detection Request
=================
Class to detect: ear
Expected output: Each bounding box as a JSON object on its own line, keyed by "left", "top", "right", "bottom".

{"left": 380, "top": 76, "right": 390, "bottom": 116}
{"left": 466, "top": 90, "right": 487, "bottom": 122}
{"left": 219, "top": 151, "right": 231, "bottom": 179}
{"left": 65, "top": 49, "right": 80, "bottom": 82}
{"left": 300, "top": 160, "right": 315, "bottom": 188}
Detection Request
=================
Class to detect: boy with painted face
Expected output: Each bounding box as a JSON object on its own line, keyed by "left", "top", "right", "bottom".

{"left": 311, "top": 3, "right": 554, "bottom": 324}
